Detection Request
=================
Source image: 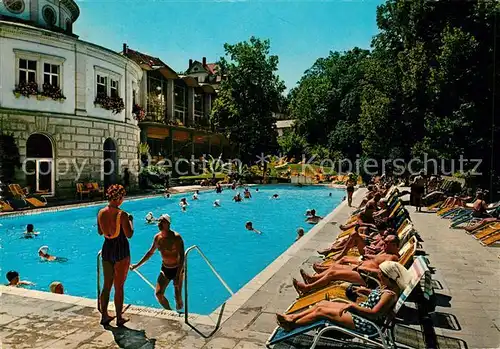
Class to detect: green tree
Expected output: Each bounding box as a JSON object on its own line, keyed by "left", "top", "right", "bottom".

{"left": 211, "top": 37, "right": 285, "bottom": 163}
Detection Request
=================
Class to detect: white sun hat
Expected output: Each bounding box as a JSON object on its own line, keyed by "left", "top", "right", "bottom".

{"left": 158, "top": 214, "right": 171, "bottom": 223}
{"left": 38, "top": 245, "right": 49, "bottom": 254}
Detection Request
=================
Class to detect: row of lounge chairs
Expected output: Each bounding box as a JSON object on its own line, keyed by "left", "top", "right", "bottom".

{"left": 0, "top": 184, "right": 48, "bottom": 212}
{"left": 76, "top": 182, "right": 105, "bottom": 200}
{"left": 266, "top": 187, "right": 435, "bottom": 348}
{"left": 430, "top": 200, "right": 500, "bottom": 246}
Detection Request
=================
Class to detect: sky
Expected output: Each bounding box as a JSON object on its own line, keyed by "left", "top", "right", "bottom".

{"left": 74, "top": 0, "right": 384, "bottom": 91}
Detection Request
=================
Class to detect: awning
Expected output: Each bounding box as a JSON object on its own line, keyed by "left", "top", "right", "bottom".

{"left": 155, "top": 66, "right": 179, "bottom": 79}
{"left": 200, "top": 83, "right": 216, "bottom": 94}
{"left": 179, "top": 75, "right": 200, "bottom": 88}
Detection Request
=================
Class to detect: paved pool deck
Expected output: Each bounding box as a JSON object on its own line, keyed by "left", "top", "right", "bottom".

{"left": 1, "top": 187, "right": 500, "bottom": 348}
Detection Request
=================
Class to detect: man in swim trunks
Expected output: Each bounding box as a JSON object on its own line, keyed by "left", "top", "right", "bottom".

{"left": 131, "top": 214, "right": 185, "bottom": 311}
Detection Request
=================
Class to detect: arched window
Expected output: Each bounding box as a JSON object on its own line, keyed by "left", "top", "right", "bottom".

{"left": 42, "top": 6, "right": 56, "bottom": 27}
{"left": 4, "top": 0, "right": 25, "bottom": 14}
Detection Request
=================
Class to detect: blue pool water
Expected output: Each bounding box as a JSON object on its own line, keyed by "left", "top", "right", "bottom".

{"left": 0, "top": 185, "right": 343, "bottom": 314}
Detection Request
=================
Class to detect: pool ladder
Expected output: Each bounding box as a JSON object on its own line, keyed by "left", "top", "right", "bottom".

{"left": 96, "top": 245, "right": 234, "bottom": 338}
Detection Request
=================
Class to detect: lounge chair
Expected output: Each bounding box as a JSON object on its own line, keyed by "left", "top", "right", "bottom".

{"left": 480, "top": 231, "right": 500, "bottom": 246}
{"left": 8, "top": 184, "right": 47, "bottom": 207}
{"left": 76, "top": 183, "right": 92, "bottom": 200}
{"left": 0, "top": 200, "right": 14, "bottom": 212}
{"left": 473, "top": 223, "right": 500, "bottom": 240}
{"left": 91, "top": 182, "right": 105, "bottom": 199}
{"left": 267, "top": 256, "right": 431, "bottom": 349}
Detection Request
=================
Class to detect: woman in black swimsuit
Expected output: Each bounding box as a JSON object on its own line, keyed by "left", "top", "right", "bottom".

{"left": 97, "top": 184, "right": 134, "bottom": 326}
{"left": 345, "top": 174, "right": 356, "bottom": 207}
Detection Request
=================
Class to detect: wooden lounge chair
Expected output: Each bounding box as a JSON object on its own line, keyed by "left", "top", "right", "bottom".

{"left": 76, "top": 183, "right": 92, "bottom": 200}
{"left": 91, "top": 182, "right": 104, "bottom": 198}
{"left": 480, "top": 231, "right": 500, "bottom": 246}
{"left": 0, "top": 200, "right": 14, "bottom": 212}
{"left": 267, "top": 257, "right": 430, "bottom": 349}
{"left": 472, "top": 222, "right": 500, "bottom": 239}
{"left": 8, "top": 184, "right": 47, "bottom": 207}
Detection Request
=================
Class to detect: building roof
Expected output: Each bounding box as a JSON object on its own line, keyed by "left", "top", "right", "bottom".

{"left": 122, "top": 46, "right": 178, "bottom": 78}
{"left": 276, "top": 119, "right": 295, "bottom": 129}
{"left": 205, "top": 63, "right": 218, "bottom": 74}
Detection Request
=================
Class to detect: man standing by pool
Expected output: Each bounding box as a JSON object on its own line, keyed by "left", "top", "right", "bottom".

{"left": 130, "top": 214, "right": 185, "bottom": 311}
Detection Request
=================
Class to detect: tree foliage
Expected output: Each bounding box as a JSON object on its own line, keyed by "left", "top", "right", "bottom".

{"left": 211, "top": 37, "right": 286, "bottom": 163}
{"left": 287, "top": 0, "right": 499, "bottom": 190}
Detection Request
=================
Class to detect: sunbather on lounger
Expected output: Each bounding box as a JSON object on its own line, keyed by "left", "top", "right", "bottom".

{"left": 465, "top": 217, "right": 499, "bottom": 232}
{"left": 472, "top": 192, "right": 488, "bottom": 218}
{"left": 318, "top": 229, "right": 397, "bottom": 259}
{"left": 294, "top": 241, "right": 400, "bottom": 296}
{"left": 340, "top": 203, "right": 377, "bottom": 231}
{"left": 277, "top": 261, "right": 410, "bottom": 332}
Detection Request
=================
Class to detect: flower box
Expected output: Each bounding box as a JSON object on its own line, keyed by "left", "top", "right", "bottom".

{"left": 94, "top": 92, "right": 125, "bottom": 114}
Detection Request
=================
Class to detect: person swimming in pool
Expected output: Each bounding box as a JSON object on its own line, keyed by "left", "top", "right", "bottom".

{"left": 5, "top": 271, "right": 34, "bottom": 287}
{"left": 180, "top": 198, "right": 188, "bottom": 211}
{"left": 192, "top": 190, "right": 199, "bottom": 200}
{"left": 305, "top": 209, "right": 323, "bottom": 224}
{"left": 97, "top": 184, "right": 134, "bottom": 326}
{"left": 245, "top": 221, "right": 262, "bottom": 234}
{"left": 296, "top": 228, "right": 305, "bottom": 241}
{"left": 131, "top": 214, "right": 185, "bottom": 311}
{"left": 233, "top": 193, "right": 242, "bottom": 202}
{"left": 214, "top": 199, "right": 221, "bottom": 207}
{"left": 272, "top": 194, "right": 279, "bottom": 199}
{"left": 244, "top": 188, "right": 252, "bottom": 199}
{"left": 24, "top": 224, "right": 39, "bottom": 238}
{"left": 145, "top": 212, "right": 156, "bottom": 224}
{"left": 49, "top": 281, "right": 64, "bottom": 294}
{"left": 38, "top": 246, "right": 58, "bottom": 261}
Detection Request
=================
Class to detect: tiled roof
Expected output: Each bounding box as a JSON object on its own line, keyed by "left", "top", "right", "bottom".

{"left": 123, "top": 48, "right": 166, "bottom": 68}
{"left": 205, "top": 63, "right": 217, "bottom": 74}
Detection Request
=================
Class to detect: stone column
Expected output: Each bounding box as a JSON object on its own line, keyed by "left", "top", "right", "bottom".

{"left": 74, "top": 43, "right": 87, "bottom": 116}
{"left": 141, "top": 75, "right": 148, "bottom": 110}
{"left": 204, "top": 94, "right": 212, "bottom": 119}
{"left": 30, "top": 0, "right": 39, "bottom": 22}
{"left": 187, "top": 87, "right": 195, "bottom": 126}
{"left": 166, "top": 79, "right": 174, "bottom": 122}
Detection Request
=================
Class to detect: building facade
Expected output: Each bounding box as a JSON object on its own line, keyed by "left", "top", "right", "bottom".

{"left": 0, "top": 0, "right": 143, "bottom": 198}
{"left": 122, "top": 48, "right": 229, "bottom": 170}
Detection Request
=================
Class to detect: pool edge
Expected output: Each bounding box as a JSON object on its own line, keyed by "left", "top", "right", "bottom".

{"left": 207, "top": 187, "right": 363, "bottom": 324}
{"left": 0, "top": 186, "right": 360, "bottom": 329}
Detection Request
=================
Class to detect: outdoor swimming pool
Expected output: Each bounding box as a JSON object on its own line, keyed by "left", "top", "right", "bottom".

{"left": 0, "top": 185, "right": 343, "bottom": 315}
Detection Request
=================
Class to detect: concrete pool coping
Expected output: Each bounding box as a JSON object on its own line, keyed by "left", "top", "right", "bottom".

{"left": 0, "top": 185, "right": 356, "bottom": 329}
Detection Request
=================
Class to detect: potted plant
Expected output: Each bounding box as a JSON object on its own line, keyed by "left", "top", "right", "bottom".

{"left": 132, "top": 104, "right": 145, "bottom": 122}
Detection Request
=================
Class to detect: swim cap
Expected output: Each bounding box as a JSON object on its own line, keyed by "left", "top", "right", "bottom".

{"left": 214, "top": 200, "right": 220, "bottom": 205}
{"left": 38, "top": 245, "right": 49, "bottom": 254}
{"left": 49, "top": 281, "right": 62, "bottom": 293}
{"left": 158, "top": 214, "right": 171, "bottom": 224}
{"left": 106, "top": 184, "right": 126, "bottom": 201}
{"left": 379, "top": 261, "right": 412, "bottom": 290}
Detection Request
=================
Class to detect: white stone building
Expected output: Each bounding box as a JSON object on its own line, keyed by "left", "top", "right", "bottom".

{"left": 0, "top": 0, "right": 143, "bottom": 198}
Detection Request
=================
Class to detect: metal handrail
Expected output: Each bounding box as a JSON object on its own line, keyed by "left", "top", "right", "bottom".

{"left": 97, "top": 250, "right": 102, "bottom": 312}
{"left": 184, "top": 245, "right": 234, "bottom": 338}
